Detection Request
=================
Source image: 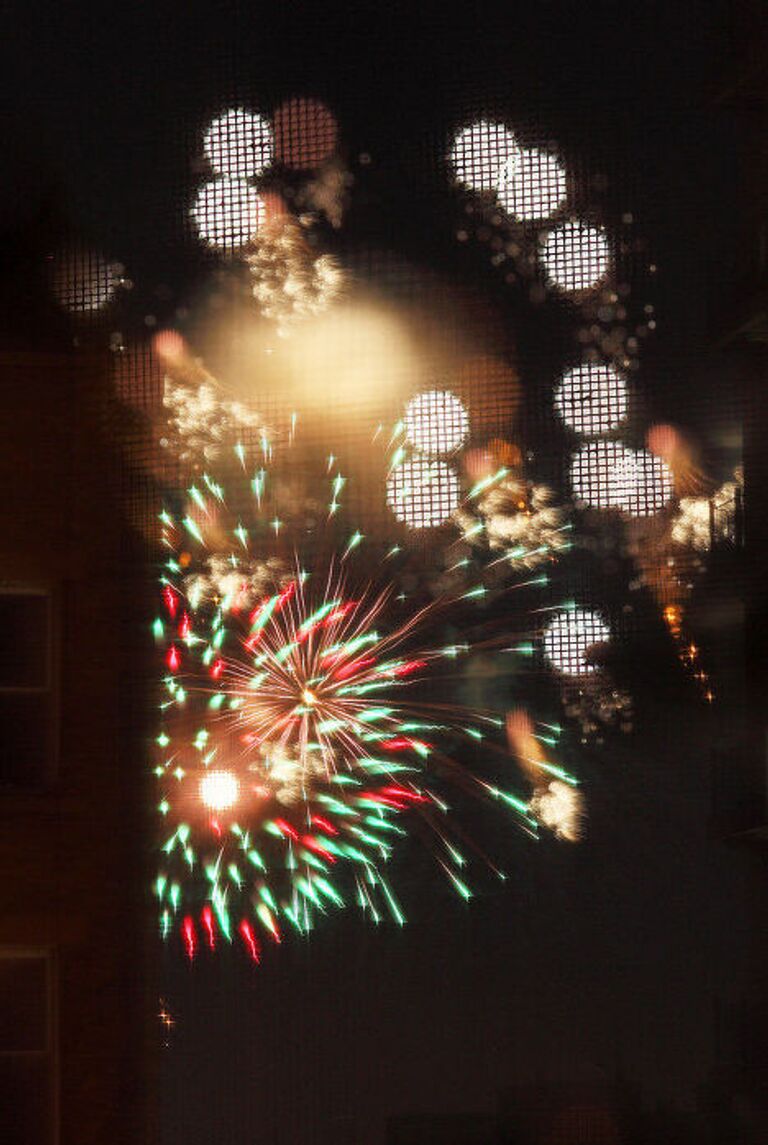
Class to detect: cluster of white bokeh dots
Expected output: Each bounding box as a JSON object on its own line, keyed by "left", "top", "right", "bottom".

{"left": 387, "top": 390, "right": 469, "bottom": 529}
{"left": 449, "top": 119, "right": 609, "bottom": 292}
{"left": 543, "top": 608, "right": 611, "bottom": 677}
{"left": 191, "top": 108, "right": 272, "bottom": 251}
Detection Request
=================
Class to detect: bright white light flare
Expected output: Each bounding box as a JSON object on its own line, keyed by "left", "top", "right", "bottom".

{"left": 498, "top": 148, "right": 567, "bottom": 221}
{"left": 618, "top": 449, "right": 674, "bottom": 518}
{"left": 530, "top": 780, "right": 585, "bottom": 841}
{"left": 190, "top": 179, "right": 265, "bottom": 250}
{"left": 543, "top": 608, "right": 610, "bottom": 676}
{"left": 540, "top": 221, "right": 610, "bottom": 292}
{"left": 199, "top": 770, "right": 240, "bottom": 811}
{"left": 404, "top": 390, "right": 469, "bottom": 455}
{"left": 554, "top": 363, "right": 628, "bottom": 436}
{"left": 203, "top": 108, "right": 273, "bottom": 178}
{"left": 387, "top": 459, "right": 461, "bottom": 529}
{"left": 449, "top": 120, "right": 518, "bottom": 193}
{"left": 569, "top": 442, "right": 673, "bottom": 515}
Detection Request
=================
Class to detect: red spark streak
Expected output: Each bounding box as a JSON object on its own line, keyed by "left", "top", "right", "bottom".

{"left": 333, "top": 656, "right": 376, "bottom": 681}
{"left": 392, "top": 659, "right": 427, "bottom": 677}
{"left": 382, "top": 785, "right": 429, "bottom": 803}
{"left": 310, "top": 815, "right": 339, "bottom": 836}
{"left": 179, "top": 612, "right": 191, "bottom": 639}
{"left": 182, "top": 916, "right": 197, "bottom": 960}
{"left": 238, "top": 919, "right": 261, "bottom": 963}
{"left": 322, "top": 602, "right": 358, "bottom": 626}
{"left": 276, "top": 582, "right": 296, "bottom": 610}
{"left": 380, "top": 738, "right": 432, "bottom": 753}
{"left": 167, "top": 645, "right": 180, "bottom": 671}
{"left": 301, "top": 836, "right": 337, "bottom": 863}
{"left": 163, "top": 585, "right": 179, "bottom": 618}
{"left": 201, "top": 906, "right": 216, "bottom": 950}
{"left": 273, "top": 818, "right": 299, "bottom": 841}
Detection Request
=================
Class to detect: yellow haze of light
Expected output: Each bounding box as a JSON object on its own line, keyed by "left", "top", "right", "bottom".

{"left": 283, "top": 304, "right": 420, "bottom": 416}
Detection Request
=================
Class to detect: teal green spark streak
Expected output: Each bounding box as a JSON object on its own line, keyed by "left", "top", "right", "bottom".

{"left": 183, "top": 516, "right": 205, "bottom": 545}
{"left": 468, "top": 467, "right": 509, "bottom": 499}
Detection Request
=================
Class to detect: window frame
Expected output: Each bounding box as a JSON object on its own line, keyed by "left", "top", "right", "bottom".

{"left": 0, "top": 945, "right": 59, "bottom": 1145}
{"left": 0, "top": 582, "right": 60, "bottom": 789}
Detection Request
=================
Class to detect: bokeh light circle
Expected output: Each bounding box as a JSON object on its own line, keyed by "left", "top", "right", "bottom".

{"left": 449, "top": 120, "right": 518, "bottom": 193}
{"left": 199, "top": 770, "right": 240, "bottom": 811}
{"left": 540, "top": 221, "right": 611, "bottom": 292}
{"left": 543, "top": 608, "right": 611, "bottom": 676}
{"left": 273, "top": 98, "right": 338, "bottom": 168}
{"left": 386, "top": 459, "right": 461, "bottom": 529}
{"left": 570, "top": 441, "right": 634, "bottom": 510}
{"left": 191, "top": 179, "right": 265, "bottom": 250}
{"left": 404, "top": 390, "right": 469, "bottom": 455}
{"left": 553, "top": 364, "right": 628, "bottom": 436}
{"left": 570, "top": 441, "right": 673, "bottom": 515}
{"left": 203, "top": 108, "right": 273, "bottom": 179}
{"left": 50, "top": 250, "right": 122, "bottom": 313}
{"left": 497, "top": 148, "right": 567, "bottom": 221}
{"left": 617, "top": 448, "right": 674, "bottom": 517}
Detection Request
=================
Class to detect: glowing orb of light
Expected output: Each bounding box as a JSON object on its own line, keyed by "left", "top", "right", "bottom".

{"left": 570, "top": 441, "right": 673, "bottom": 516}
{"left": 404, "top": 390, "right": 469, "bottom": 455}
{"left": 203, "top": 108, "right": 273, "bottom": 178}
{"left": 569, "top": 440, "right": 635, "bottom": 510}
{"left": 273, "top": 97, "right": 338, "bottom": 168}
{"left": 50, "top": 250, "right": 122, "bottom": 313}
{"left": 387, "top": 458, "right": 461, "bottom": 529}
{"left": 497, "top": 148, "right": 567, "bottom": 221}
{"left": 449, "top": 120, "right": 518, "bottom": 193}
{"left": 199, "top": 770, "right": 240, "bottom": 811}
{"left": 553, "top": 363, "right": 628, "bottom": 436}
{"left": 543, "top": 608, "right": 610, "bottom": 676}
{"left": 646, "top": 422, "right": 681, "bottom": 461}
{"left": 617, "top": 448, "right": 674, "bottom": 517}
{"left": 190, "top": 179, "right": 265, "bottom": 250}
{"left": 540, "top": 221, "right": 610, "bottom": 293}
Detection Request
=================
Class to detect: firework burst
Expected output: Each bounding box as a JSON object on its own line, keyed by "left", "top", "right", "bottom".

{"left": 153, "top": 406, "right": 581, "bottom": 961}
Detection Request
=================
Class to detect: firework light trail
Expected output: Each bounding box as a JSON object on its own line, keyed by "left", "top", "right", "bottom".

{"left": 152, "top": 376, "right": 582, "bottom": 961}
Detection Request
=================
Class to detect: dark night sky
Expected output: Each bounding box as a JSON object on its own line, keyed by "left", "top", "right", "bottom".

{"left": 1, "top": 4, "right": 756, "bottom": 1143}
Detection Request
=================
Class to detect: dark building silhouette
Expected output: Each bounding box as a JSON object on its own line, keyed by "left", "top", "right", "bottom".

{"left": 0, "top": 349, "right": 151, "bottom": 1145}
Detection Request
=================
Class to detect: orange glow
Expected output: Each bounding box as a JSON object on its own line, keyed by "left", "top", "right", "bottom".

{"left": 273, "top": 98, "right": 338, "bottom": 168}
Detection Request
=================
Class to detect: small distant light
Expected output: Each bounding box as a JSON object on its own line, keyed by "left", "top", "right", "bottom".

{"left": 404, "top": 390, "right": 469, "bottom": 455}
{"left": 449, "top": 120, "right": 518, "bottom": 193}
{"left": 191, "top": 179, "right": 265, "bottom": 250}
{"left": 540, "top": 221, "right": 611, "bottom": 292}
{"left": 387, "top": 459, "right": 461, "bottom": 529}
{"left": 498, "top": 148, "right": 567, "bottom": 221}
{"left": 199, "top": 770, "right": 239, "bottom": 811}
{"left": 203, "top": 109, "right": 273, "bottom": 179}
{"left": 543, "top": 608, "right": 610, "bottom": 676}
{"left": 554, "top": 364, "right": 628, "bottom": 436}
